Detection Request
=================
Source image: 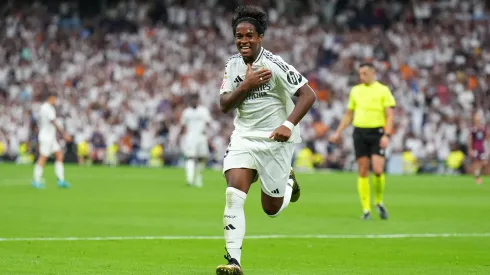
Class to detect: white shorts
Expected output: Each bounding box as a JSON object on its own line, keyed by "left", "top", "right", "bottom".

{"left": 223, "top": 136, "right": 295, "bottom": 198}
{"left": 182, "top": 134, "right": 210, "bottom": 158}
{"left": 39, "top": 139, "right": 61, "bottom": 157}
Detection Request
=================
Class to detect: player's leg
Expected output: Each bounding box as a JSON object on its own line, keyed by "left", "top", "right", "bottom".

{"left": 184, "top": 157, "right": 197, "bottom": 186}
{"left": 195, "top": 157, "right": 207, "bottom": 188}
{"left": 371, "top": 154, "right": 388, "bottom": 219}
{"left": 353, "top": 128, "right": 371, "bottom": 219}
{"left": 33, "top": 140, "right": 53, "bottom": 188}
{"left": 182, "top": 134, "right": 197, "bottom": 186}
{"left": 473, "top": 152, "right": 486, "bottom": 184}
{"left": 357, "top": 157, "right": 371, "bottom": 219}
{"left": 33, "top": 154, "right": 47, "bottom": 188}
{"left": 256, "top": 141, "right": 297, "bottom": 217}
{"left": 54, "top": 145, "right": 70, "bottom": 188}
{"left": 194, "top": 137, "right": 210, "bottom": 188}
{"left": 217, "top": 138, "right": 255, "bottom": 275}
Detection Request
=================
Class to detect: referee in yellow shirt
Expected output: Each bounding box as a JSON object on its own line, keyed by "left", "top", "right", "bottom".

{"left": 329, "top": 62, "right": 396, "bottom": 220}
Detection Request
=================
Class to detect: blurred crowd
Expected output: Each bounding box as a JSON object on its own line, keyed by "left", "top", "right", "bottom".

{"left": 0, "top": 0, "right": 489, "bottom": 173}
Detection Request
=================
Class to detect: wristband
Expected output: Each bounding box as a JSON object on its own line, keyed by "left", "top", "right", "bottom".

{"left": 282, "top": 120, "right": 295, "bottom": 131}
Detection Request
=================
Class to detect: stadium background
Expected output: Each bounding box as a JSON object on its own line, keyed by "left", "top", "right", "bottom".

{"left": 1, "top": 1, "right": 490, "bottom": 274}
{"left": 0, "top": 0, "right": 489, "bottom": 175}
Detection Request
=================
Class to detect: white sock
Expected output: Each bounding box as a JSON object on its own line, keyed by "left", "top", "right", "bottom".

{"left": 55, "top": 161, "right": 64, "bottom": 181}
{"left": 185, "top": 159, "right": 196, "bottom": 184}
{"left": 34, "top": 164, "right": 44, "bottom": 182}
{"left": 224, "top": 187, "right": 247, "bottom": 265}
{"left": 195, "top": 161, "right": 205, "bottom": 187}
{"left": 268, "top": 178, "right": 293, "bottom": 218}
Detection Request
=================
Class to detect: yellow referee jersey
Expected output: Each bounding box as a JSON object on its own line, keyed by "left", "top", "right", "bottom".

{"left": 347, "top": 81, "right": 396, "bottom": 128}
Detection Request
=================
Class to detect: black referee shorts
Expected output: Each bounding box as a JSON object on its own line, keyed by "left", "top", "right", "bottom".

{"left": 353, "top": 127, "right": 385, "bottom": 159}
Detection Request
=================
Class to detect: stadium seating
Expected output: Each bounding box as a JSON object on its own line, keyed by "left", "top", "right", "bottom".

{"left": 0, "top": 0, "right": 488, "bottom": 174}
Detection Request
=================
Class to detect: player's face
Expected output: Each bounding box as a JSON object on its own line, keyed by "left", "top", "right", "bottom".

{"left": 191, "top": 98, "right": 198, "bottom": 108}
{"left": 359, "top": 67, "right": 375, "bottom": 84}
{"left": 235, "top": 22, "right": 263, "bottom": 61}
{"left": 48, "top": 96, "right": 57, "bottom": 105}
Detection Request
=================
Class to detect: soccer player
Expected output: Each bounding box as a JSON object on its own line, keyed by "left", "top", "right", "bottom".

{"left": 180, "top": 94, "right": 211, "bottom": 187}
{"left": 32, "top": 92, "right": 72, "bottom": 189}
{"left": 329, "top": 62, "right": 396, "bottom": 220}
{"left": 469, "top": 113, "right": 488, "bottom": 184}
{"left": 216, "top": 6, "right": 316, "bottom": 275}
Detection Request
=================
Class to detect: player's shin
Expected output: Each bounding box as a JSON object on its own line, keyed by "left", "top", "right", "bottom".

{"left": 474, "top": 166, "right": 481, "bottom": 179}
{"left": 33, "top": 164, "right": 44, "bottom": 183}
{"left": 185, "top": 159, "right": 196, "bottom": 185}
{"left": 373, "top": 173, "right": 385, "bottom": 205}
{"left": 55, "top": 161, "right": 64, "bottom": 181}
{"left": 195, "top": 161, "right": 205, "bottom": 187}
{"left": 223, "top": 187, "right": 247, "bottom": 265}
{"left": 358, "top": 176, "right": 371, "bottom": 213}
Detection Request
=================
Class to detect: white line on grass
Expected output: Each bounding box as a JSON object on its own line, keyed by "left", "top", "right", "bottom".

{"left": 1, "top": 233, "right": 489, "bottom": 242}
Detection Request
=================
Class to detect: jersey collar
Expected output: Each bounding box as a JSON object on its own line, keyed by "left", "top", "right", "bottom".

{"left": 253, "top": 47, "right": 264, "bottom": 64}
{"left": 241, "top": 47, "right": 264, "bottom": 65}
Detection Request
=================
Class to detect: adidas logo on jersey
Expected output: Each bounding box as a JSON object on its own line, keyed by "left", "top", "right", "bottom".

{"left": 271, "top": 189, "right": 280, "bottom": 194}
{"left": 234, "top": 76, "right": 243, "bottom": 83}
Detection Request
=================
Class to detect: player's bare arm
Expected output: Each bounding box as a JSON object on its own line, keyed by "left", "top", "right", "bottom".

{"left": 329, "top": 110, "right": 354, "bottom": 144}
{"left": 380, "top": 107, "right": 394, "bottom": 149}
{"left": 269, "top": 84, "right": 316, "bottom": 142}
{"left": 51, "top": 119, "right": 71, "bottom": 142}
{"left": 220, "top": 64, "right": 271, "bottom": 113}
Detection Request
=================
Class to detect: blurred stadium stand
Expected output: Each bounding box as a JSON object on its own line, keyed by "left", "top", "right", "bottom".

{"left": 0, "top": 0, "right": 489, "bottom": 174}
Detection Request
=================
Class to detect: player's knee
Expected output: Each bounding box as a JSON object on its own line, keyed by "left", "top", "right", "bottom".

{"left": 358, "top": 166, "right": 369, "bottom": 177}
{"left": 372, "top": 166, "right": 384, "bottom": 176}
{"left": 263, "top": 206, "right": 281, "bottom": 218}
{"left": 262, "top": 200, "right": 282, "bottom": 217}
{"left": 373, "top": 170, "right": 383, "bottom": 177}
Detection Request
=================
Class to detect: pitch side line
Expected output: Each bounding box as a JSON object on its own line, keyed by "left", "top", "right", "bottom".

{"left": 0, "top": 233, "right": 489, "bottom": 242}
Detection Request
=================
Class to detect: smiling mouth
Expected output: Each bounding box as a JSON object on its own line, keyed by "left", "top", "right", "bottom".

{"left": 240, "top": 46, "right": 251, "bottom": 54}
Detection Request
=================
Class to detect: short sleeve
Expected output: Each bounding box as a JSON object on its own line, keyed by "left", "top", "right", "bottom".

{"left": 383, "top": 87, "right": 396, "bottom": 107}
{"left": 273, "top": 56, "right": 308, "bottom": 97}
{"left": 347, "top": 88, "right": 356, "bottom": 110}
{"left": 219, "top": 61, "right": 233, "bottom": 95}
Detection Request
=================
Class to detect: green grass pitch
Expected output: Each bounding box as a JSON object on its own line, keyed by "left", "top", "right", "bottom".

{"left": 0, "top": 164, "right": 489, "bottom": 275}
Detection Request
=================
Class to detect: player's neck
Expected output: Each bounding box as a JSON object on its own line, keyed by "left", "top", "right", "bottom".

{"left": 364, "top": 81, "right": 376, "bottom": 86}
{"left": 243, "top": 47, "right": 263, "bottom": 64}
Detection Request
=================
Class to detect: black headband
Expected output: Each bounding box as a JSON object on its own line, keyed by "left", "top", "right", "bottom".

{"left": 233, "top": 17, "right": 265, "bottom": 35}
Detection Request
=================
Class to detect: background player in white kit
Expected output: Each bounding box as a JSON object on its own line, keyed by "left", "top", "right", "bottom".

{"left": 180, "top": 94, "right": 211, "bottom": 187}
{"left": 216, "top": 6, "right": 316, "bottom": 275}
{"left": 32, "top": 92, "right": 72, "bottom": 189}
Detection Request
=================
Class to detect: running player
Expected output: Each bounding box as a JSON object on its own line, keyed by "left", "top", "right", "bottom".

{"left": 329, "top": 62, "right": 396, "bottom": 220}
{"left": 180, "top": 94, "right": 211, "bottom": 187}
{"left": 469, "top": 113, "right": 488, "bottom": 184}
{"left": 32, "top": 92, "right": 71, "bottom": 189}
{"left": 216, "top": 6, "right": 316, "bottom": 275}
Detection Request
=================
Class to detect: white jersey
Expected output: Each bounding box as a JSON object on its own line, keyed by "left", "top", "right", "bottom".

{"left": 180, "top": 105, "right": 211, "bottom": 138}
{"left": 220, "top": 47, "right": 307, "bottom": 143}
{"left": 38, "top": 102, "right": 57, "bottom": 140}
